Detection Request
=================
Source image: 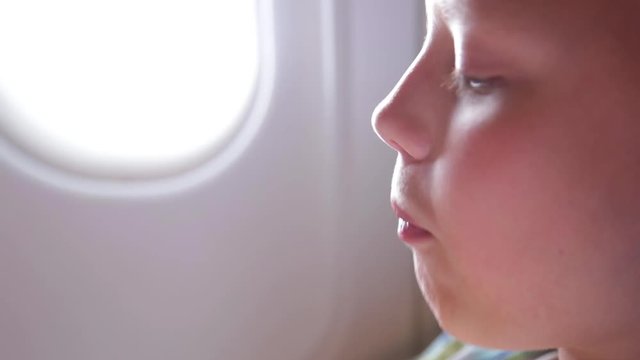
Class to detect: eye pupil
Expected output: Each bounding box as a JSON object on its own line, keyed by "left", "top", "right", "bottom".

{"left": 445, "top": 71, "right": 502, "bottom": 95}
{"left": 467, "top": 78, "right": 488, "bottom": 89}
{"left": 463, "top": 76, "right": 500, "bottom": 95}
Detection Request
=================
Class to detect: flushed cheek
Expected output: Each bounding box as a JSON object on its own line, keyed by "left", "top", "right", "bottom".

{"left": 431, "top": 121, "right": 583, "bottom": 311}
{"left": 436, "top": 124, "right": 562, "bottom": 256}
{"left": 434, "top": 109, "right": 640, "bottom": 344}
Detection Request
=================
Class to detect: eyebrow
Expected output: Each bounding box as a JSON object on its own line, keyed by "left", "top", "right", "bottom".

{"left": 436, "top": 0, "right": 529, "bottom": 28}
{"left": 433, "top": 0, "right": 550, "bottom": 72}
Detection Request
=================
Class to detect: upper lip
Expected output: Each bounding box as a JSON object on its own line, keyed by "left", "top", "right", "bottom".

{"left": 391, "top": 201, "right": 416, "bottom": 224}
{"left": 391, "top": 200, "right": 429, "bottom": 232}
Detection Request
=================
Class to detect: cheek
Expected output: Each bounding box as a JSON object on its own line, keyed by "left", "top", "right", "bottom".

{"left": 433, "top": 90, "right": 625, "bottom": 270}
{"left": 429, "top": 113, "right": 588, "bottom": 323}
{"left": 419, "top": 55, "right": 640, "bottom": 345}
{"left": 436, "top": 120, "right": 566, "bottom": 270}
{"left": 428, "top": 98, "right": 640, "bottom": 345}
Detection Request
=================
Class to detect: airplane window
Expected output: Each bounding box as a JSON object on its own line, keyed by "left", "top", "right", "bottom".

{"left": 0, "top": 0, "right": 259, "bottom": 179}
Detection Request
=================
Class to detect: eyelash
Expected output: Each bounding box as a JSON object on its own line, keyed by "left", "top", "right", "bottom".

{"left": 445, "top": 70, "right": 502, "bottom": 96}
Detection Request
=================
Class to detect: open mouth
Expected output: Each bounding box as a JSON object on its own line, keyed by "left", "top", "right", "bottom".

{"left": 397, "top": 218, "right": 433, "bottom": 244}
{"left": 391, "top": 202, "right": 434, "bottom": 245}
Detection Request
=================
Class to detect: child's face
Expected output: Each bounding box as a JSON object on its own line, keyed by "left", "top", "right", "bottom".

{"left": 374, "top": 0, "right": 640, "bottom": 353}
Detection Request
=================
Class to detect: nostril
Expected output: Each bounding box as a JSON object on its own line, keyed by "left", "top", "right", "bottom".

{"left": 375, "top": 113, "right": 431, "bottom": 162}
{"left": 388, "top": 139, "right": 403, "bottom": 153}
{"left": 372, "top": 92, "right": 432, "bottom": 162}
{"left": 390, "top": 138, "right": 428, "bottom": 163}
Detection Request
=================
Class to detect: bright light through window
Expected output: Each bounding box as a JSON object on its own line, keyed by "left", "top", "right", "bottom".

{"left": 0, "top": 0, "right": 258, "bottom": 178}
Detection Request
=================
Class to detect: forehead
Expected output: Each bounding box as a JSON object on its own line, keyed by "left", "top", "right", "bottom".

{"left": 427, "top": 0, "right": 640, "bottom": 56}
{"left": 430, "top": 0, "right": 638, "bottom": 30}
{"left": 431, "top": 0, "right": 588, "bottom": 30}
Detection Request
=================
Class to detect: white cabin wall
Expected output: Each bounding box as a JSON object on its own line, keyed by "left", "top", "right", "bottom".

{"left": 322, "top": 0, "right": 439, "bottom": 358}
{"left": 0, "top": 1, "right": 439, "bottom": 359}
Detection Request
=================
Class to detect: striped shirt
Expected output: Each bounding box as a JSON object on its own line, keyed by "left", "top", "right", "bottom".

{"left": 415, "top": 333, "right": 558, "bottom": 360}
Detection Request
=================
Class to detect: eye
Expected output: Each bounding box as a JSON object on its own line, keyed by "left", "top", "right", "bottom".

{"left": 446, "top": 70, "right": 503, "bottom": 96}
{"left": 465, "top": 77, "right": 493, "bottom": 92}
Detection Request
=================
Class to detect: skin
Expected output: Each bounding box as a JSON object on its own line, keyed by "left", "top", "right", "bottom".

{"left": 372, "top": 0, "right": 640, "bottom": 359}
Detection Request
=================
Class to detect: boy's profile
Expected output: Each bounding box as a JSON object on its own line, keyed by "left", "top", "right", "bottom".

{"left": 372, "top": 0, "right": 640, "bottom": 359}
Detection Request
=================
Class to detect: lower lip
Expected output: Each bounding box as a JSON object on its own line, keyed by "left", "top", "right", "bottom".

{"left": 397, "top": 219, "right": 434, "bottom": 245}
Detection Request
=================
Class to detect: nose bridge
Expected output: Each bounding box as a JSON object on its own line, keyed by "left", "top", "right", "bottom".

{"left": 372, "top": 45, "right": 448, "bottom": 163}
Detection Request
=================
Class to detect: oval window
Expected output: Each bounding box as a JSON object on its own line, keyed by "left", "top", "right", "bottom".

{"left": 0, "top": 0, "right": 259, "bottom": 179}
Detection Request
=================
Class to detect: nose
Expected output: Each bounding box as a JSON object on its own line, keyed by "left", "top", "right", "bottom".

{"left": 372, "top": 50, "right": 448, "bottom": 163}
